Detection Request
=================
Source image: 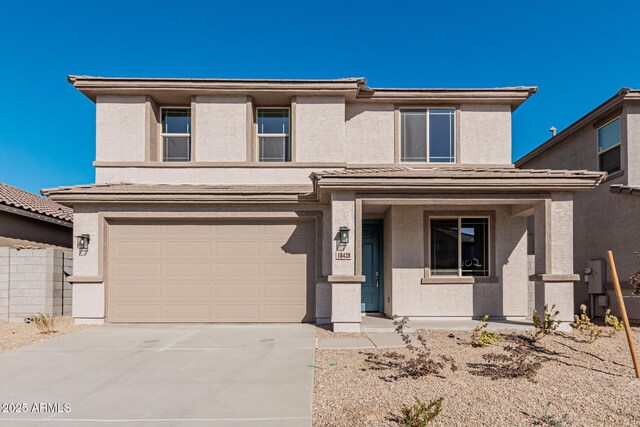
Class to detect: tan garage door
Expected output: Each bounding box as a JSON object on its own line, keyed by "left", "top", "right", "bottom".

{"left": 107, "top": 220, "right": 315, "bottom": 323}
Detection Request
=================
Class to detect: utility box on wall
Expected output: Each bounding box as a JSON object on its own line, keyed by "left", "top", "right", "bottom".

{"left": 587, "top": 258, "right": 606, "bottom": 295}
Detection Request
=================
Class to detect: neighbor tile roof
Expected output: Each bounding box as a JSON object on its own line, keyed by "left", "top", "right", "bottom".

{"left": 0, "top": 183, "right": 73, "bottom": 222}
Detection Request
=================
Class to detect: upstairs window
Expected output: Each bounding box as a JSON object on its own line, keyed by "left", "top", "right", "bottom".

{"left": 161, "top": 108, "right": 191, "bottom": 162}
{"left": 257, "top": 108, "right": 290, "bottom": 162}
{"left": 430, "top": 217, "right": 489, "bottom": 277}
{"left": 597, "top": 117, "right": 621, "bottom": 174}
{"left": 401, "top": 108, "right": 455, "bottom": 163}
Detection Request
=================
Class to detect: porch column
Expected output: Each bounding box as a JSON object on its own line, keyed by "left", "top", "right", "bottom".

{"left": 532, "top": 193, "right": 579, "bottom": 323}
{"left": 329, "top": 191, "right": 364, "bottom": 332}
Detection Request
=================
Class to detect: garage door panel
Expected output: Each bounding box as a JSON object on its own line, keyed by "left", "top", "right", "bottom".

{"left": 214, "top": 284, "right": 260, "bottom": 298}
{"left": 264, "top": 283, "right": 306, "bottom": 298}
{"left": 165, "top": 225, "right": 211, "bottom": 236}
{"left": 116, "top": 304, "right": 162, "bottom": 321}
{"left": 108, "top": 220, "right": 315, "bottom": 323}
{"left": 166, "top": 283, "right": 211, "bottom": 298}
{"left": 165, "top": 304, "right": 211, "bottom": 321}
{"left": 264, "top": 304, "right": 306, "bottom": 322}
{"left": 215, "top": 304, "right": 261, "bottom": 321}
{"left": 215, "top": 242, "right": 261, "bottom": 256}
{"left": 166, "top": 262, "right": 211, "bottom": 277}
{"left": 215, "top": 262, "right": 261, "bottom": 277}
{"left": 116, "top": 283, "right": 162, "bottom": 299}
{"left": 115, "top": 241, "right": 163, "bottom": 256}
{"left": 214, "top": 224, "right": 260, "bottom": 237}
{"left": 167, "top": 241, "right": 211, "bottom": 256}
{"left": 116, "top": 262, "right": 163, "bottom": 278}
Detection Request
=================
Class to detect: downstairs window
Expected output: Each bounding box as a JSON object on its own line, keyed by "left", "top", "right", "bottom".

{"left": 430, "top": 217, "right": 489, "bottom": 277}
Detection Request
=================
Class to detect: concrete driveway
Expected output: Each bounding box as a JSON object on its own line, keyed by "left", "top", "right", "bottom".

{"left": 0, "top": 324, "right": 316, "bottom": 426}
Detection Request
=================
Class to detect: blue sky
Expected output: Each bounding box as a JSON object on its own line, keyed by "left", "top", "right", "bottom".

{"left": 0, "top": 1, "right": 639, "bottom": 194}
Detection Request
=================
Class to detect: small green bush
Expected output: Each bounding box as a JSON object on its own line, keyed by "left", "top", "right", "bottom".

{"left": 471, "top": 315, "right": 501, "bottom": 348}
{"left": 398, "top": 396, "right": 443, "bottom": 427}
{"left": 528, "top": 304, "right": 559, "bottom": 342}
{"left": 569, "top": 304, "right": 602, "bottom": 343}
{"left": 604, "top": 308, "right": 625, "bottom": 337}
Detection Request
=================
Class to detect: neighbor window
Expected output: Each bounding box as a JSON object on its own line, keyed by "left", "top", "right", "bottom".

{"left": 401, "top": 108, "right": 455, "bottom": 163}
{"left": 257, "top": 108, "right": 290, "bottom": 162}
{"left": 430, "top": 217, "right": 489, "bottom": 277}
{"left": 161, "top": 108, "right": 191, "bottom": 162}
{"left": 597, "top": 117, "right": 621, "bottom": 174}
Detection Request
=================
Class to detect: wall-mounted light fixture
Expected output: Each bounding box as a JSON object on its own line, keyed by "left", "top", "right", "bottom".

{"left": 76, "top": 234, "right": 90, "bottom": 252}
{"left": 339, "top": 227, "right": 350, "bottom": 245}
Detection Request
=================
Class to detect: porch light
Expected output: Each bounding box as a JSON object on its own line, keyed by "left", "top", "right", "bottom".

{"left": 339, "top": 227, "right": 350, "bottom": 244}
{"left": 76, "top": 234, "right": 90, "bottom": 251}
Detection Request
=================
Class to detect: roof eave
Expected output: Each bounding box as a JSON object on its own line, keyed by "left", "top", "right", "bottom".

{"left": 67, "top": 75, "right": 368, "bottom": 102}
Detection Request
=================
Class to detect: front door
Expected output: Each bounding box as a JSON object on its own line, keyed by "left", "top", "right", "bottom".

{"left": 361, "top": 221, "right": 383, "bottom": 312}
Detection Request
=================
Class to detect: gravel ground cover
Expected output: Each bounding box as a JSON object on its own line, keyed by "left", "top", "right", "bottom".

{"left": 314, "top": 328, "right": 640, "bottom": 426}
{"left": 315, "top": 323, "right": 367, "bottom": 339}
{"left": 0, "top": 316, "right": 91, "bottom": 352}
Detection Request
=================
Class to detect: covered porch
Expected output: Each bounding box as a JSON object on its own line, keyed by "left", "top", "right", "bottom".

{"left": 309, "top": 166, "right": 605, "bottom": 332}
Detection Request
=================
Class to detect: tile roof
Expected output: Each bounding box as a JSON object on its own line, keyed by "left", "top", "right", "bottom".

{"left": 610, "top": 184, "right": 640, "bottom": 197}
{"left": 0, "top": 236, "right": 71, "bottom": 250}
{"left": 0, "top": 183, "right": 73, "bottom": 222}
{"left": 42, "top": 183, "right": 313, "bottom": 196}
{"left": 312, "top": 166, "right": 606, "bottom": 181}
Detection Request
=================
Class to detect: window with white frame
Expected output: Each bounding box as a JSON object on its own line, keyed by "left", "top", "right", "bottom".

{"left": 161, "top": 108, "right": 191, "bottom": 162}
{"left": 430, "top": 217, "right": 489, "bottom": 277}
{"left": 597, "top": 117, "right": 621, "bottom": 174}
{"left": 257, "top": 108, "right": 290, "bottom": 162}
{"left": 401, "top": 108, "right": 455, "bottom": 163}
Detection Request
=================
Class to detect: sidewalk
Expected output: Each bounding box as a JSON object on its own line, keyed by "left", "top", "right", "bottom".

{"left": 317, "top": 316, "right": 534, "bottom": 349}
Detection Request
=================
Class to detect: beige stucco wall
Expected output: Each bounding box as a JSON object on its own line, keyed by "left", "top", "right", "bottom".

{"left": 0, "top": 211, "right": 72, "bottom": 248}
{"left": 294, "top": 96, "right": 345, "bottom": 162}
{"left": 345, "top": 103, "right": 395, "bottom": 164}
{"left": 96, "top": 95, "right": 147, "bottom": 162}
{"left": 386, "top": 204, "right": 528, "bottom": 318}
{"left": 459, "top": 104, "right": 512, "bottom": 164}
{"left": 521, "top": 106, "right": 640, "bottom": 318}
{"left": 194, "top": 95, "right": 248, "bottom": 162}
{"left": 625, "top": 102, "right": 640, "bottom": 186}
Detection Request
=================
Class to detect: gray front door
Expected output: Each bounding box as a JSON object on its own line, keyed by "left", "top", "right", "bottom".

{"left": 361, "top": 221, "right": 383, "bottom": 312}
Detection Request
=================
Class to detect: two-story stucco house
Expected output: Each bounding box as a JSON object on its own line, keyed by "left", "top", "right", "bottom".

{"left": 517, "top": 89, "right": 640, "bottom": 320}
{"left": 43, "top": 76, "right": 605, "bottom": 331}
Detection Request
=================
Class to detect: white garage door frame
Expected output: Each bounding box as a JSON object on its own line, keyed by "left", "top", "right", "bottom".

{"left": 103, "top": 215, "right": 320, "bottom": 323}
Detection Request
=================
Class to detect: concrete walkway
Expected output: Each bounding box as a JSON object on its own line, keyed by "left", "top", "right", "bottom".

{"left": 0, "top": 324, "right": 316, "bottom": 426}
{"left": 317, "top": 316, "right": 535, "bottom": 349}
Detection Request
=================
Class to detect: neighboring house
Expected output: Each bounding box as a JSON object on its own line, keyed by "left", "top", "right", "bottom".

{"left": 0, "top": 182, "right": 73, "bottom": 248}
{"left": 0, "top": 183, "right": 73, "bottom": 321}
{"left": 517, "top": 89, "right": 640, "bottom": 320}
{"left": 44, "top": 76, "right": 604, "bottom": 331}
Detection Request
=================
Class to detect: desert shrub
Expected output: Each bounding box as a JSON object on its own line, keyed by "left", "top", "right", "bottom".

{"left": 479, "top": 337, "right": 542, "bottom": 382}
{"left": 604, "top": 308, "right": 625, "bottom": 337}
{"left": 470, "top": 315, "right": 501, "bottom": 348}
{"left": 363, "top": 317, "right": 456, "bottom": 380}
{"left": 398, "top": 396, "right": 443, "bottom": 427}
{"left": 32, "top": 313, "right": 56, "bottom": 334}
{"left": 531, "top": 403, "right": 572, "bottom": 427}
{"left": 527, "top": 304, "right": 559, "bottom": 342}
{"left": 630, "top": 252, "right": 640, "bottom": 295}
{"left": 569, "top": 304, "right": 602, "bottom": 342}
